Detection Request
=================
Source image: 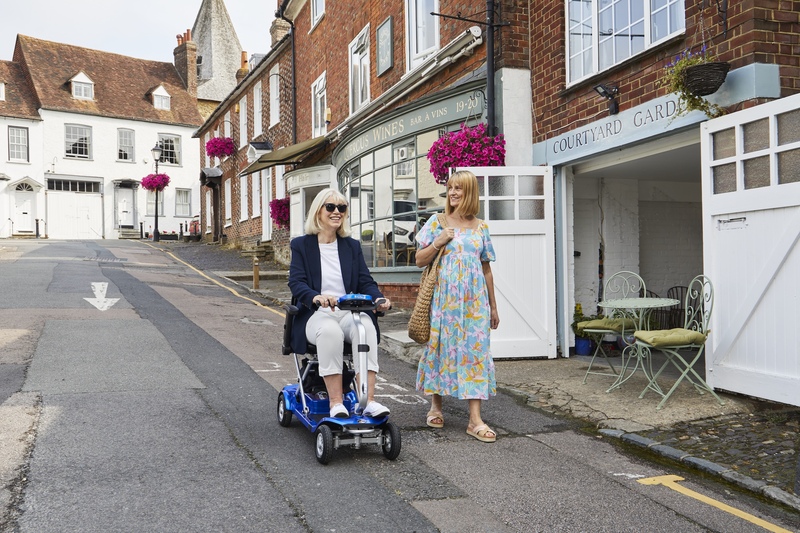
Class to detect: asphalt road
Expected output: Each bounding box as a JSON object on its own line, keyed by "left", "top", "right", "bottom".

{"left": 1, "top": 239, "right": 797, "bottom": 532}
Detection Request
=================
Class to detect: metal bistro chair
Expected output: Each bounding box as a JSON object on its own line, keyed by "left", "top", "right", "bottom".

{"left": 579, "top": 271, "right": 644, "bottom": 384}
{"left": 666, "top": 285, "right": 689, "bottom": 329}
{"left": 634, "top": 275, "right": 725, "bottom": 410}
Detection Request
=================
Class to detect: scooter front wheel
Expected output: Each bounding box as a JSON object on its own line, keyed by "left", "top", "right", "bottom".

{"left": 277, "top": 392, "right": 292, "bottom": 427}
{"left": 315, "top": 425, "right": 334, "bottom": 464}
{"left": 381, "top": 421, "right": 401, "bottom": 460}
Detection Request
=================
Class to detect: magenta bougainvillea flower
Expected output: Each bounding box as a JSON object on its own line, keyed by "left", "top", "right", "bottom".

{"left": 427, "top": 122, "right": 506, "bottom": 184}
{"left": 205, "top": 136, "right": 236, "bottom": 158}
{"left": 141, "top": 173, "right": 170, "bottom": 191}
{"left": 269, "top": 197, "right": 290, "bottom": 229}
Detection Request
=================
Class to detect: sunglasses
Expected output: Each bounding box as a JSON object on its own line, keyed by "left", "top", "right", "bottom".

{"left": 323, "top": 203, "right": 348, "bottom": 213}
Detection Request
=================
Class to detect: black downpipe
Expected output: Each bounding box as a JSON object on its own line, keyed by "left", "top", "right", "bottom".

{"left": 277, "top": 1, "right": 297, "bottom": 144}
{"left": 486, "top": 0, "right": 495, "bottom": 136}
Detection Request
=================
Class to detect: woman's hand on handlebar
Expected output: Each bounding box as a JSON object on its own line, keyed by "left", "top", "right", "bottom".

{"left": 312, "top": 294, "right": 338, "bottom": 309}
{"left": 375, "top": 297, "right": 391, "bottom": 312}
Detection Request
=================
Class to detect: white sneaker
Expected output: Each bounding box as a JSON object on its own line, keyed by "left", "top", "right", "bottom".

{"left": 330, "top": 403, "right": 349, "bottom": 418}
{"left": 363, "top": 401, "right": 390, "bottom": 417}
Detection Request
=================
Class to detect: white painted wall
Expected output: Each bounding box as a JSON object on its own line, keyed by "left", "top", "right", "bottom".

{"left": 38, "top": 110, "right": 200, "bottom": 238}
{"left": 0, "top": 117, "right": 45, "bottom": 238}
{"left": 497, "top": 68, "right": 533, "bottom": 166}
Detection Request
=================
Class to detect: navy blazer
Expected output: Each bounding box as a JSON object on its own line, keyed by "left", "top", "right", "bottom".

{"left": 288, "top": 234, "right": 383, "bottom": 354}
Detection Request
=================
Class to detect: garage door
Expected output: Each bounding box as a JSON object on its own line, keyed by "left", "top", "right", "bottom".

{"left": 47, "top": 190, "right": 103, "bottom": 239}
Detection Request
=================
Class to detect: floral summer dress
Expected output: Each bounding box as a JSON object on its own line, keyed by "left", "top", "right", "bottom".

{"left": 415, "top": 215, "right": 497, "bottom": 399}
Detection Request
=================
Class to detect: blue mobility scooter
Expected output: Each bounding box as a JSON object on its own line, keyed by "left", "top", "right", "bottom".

{"left": 277, "top": 293, "right": 401, "bottom": 464}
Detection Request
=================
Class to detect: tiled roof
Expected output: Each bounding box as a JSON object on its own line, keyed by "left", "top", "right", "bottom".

{"left": 15, "top": 35, "right": 203, "bottom": 127}
{"left": 0, "top": 60, "right": 41, "bottom": 120}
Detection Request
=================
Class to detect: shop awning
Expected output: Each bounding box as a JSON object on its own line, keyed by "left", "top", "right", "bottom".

{"left": 239, "top": 136, "right": 328, "bottom": 176}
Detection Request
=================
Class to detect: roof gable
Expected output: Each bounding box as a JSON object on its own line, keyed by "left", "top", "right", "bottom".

{"left": 15, "top": 35, "right": 202, "bottom": 127}
{"left": 0, "top": 59, "right": 41, "bottom": 120}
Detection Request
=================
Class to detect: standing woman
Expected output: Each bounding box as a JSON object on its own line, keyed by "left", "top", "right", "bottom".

{"left": 288, "top": 188, "right": 392, "bottom": 419}
{"left": 415, "top": 170, "right": 500, "bottom": 442}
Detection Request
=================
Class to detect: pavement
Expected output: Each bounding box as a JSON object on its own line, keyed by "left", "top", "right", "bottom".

{"left": 154, "top": 239, "right": 800, "bottom": 513}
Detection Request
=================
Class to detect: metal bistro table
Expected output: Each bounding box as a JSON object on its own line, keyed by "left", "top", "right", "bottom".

{"left": 598, "top": 297, "right": 679, "bottom": 394}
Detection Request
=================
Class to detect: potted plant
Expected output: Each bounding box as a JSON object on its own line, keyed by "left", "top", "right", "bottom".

{"left": 361, "top": 229, "right": 374, "bottom": 241}
{"left": 269, "top": 197, "right": 290, "bottom": 229}
{"left": 663, "top": 46, "right": 729, "bottom": 118}
{"left": 205, "top": 136, "right": 236, "bottom": 159}
{"left": 427, "top": 122, "right": 506, "bottom": 185}
{"left": 571, "top": 303, "right": 603, "bottom": 356}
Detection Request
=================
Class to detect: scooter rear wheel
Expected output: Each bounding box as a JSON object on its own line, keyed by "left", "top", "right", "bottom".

{"left": 315, "top": 425, "right": 334, "bottom": 464}
{"left": 381, "top": 421, "right": 401, "bottom": 460}
{"left": 277, "top": 392, "right": 292, "bottom": 427}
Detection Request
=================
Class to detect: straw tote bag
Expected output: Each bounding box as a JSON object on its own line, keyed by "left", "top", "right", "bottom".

{"left": 407, "top": 214, "right": 447, "bottom": 344}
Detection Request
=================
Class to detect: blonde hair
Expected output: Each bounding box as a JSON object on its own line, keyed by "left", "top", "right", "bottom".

{"left": 445, "top": 170, "right": 480, "bottom": 217}
{"left": 304, "top": 187, "right": 352, "bottom": 237}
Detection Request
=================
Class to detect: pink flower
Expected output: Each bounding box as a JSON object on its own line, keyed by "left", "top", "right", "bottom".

{"left": 427, "top": 123, "right": 506, "bottom": 184}
{"left": 269, "top": 197, "right": 290, "bottom": 229}
{"left": 205, "top": 136, "right": 236, "bottom": 159}
{"left": 141, "top": 173, "right": 170, "bottom": 191}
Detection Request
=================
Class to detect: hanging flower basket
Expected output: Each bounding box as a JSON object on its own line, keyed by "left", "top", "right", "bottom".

{"left": 269, "top": 197, "right": 290, "bottom": 229}
{"left": 205, "top": 136, "right": 236, "bottom": 159}
{"left": 427, "top": 122, "right": 505, "bottom": 185}
{"left": 682, "top": 61, "right": 730, "bottom": 96}
{"left": 141, "top": 173, "right": 170, "bottom": 191}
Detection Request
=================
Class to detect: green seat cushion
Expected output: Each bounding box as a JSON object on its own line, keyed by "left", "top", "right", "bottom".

{"left": 577, "top": 317, "right": 636, "bottom": 335}
{"left": 634, "top": 328, "right": 707, "bottom": 347}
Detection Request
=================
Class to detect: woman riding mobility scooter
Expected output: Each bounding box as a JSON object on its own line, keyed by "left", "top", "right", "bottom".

{"left": 277, "top": 293, "right": 401, "bottom": 464}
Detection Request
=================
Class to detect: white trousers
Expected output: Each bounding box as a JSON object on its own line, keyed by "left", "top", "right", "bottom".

{"left": 305, "top": 309, "right": 379, "bottom": 377}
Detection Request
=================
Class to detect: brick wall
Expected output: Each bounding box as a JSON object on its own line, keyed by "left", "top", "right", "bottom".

{"left": 530, "top": 0, "right": 800, "bottom": 144}
{"left": 379, "top": 282, "right": 419, "bottom": 310}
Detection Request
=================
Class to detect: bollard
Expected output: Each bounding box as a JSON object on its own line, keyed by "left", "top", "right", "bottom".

{"left": 253, "top": 256, "right": 260, "bottom": 290}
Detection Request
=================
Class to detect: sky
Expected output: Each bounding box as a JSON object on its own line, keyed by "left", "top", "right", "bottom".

{"left": 1, "top": 0, "right": 279, "bottom": 63}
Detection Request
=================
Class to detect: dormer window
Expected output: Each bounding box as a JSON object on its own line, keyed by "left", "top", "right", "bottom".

{"left": 152, "top": 85, "right": 171, "bottom": 110}
{"left": 70, "top": 72, "right": 94, "bottom": 100}
{"left": 0, "top": 82, "right": 5, "bottom": 101}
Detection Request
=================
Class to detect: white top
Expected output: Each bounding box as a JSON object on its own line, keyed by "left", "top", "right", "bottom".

{"left": 319, "top": 241, "right": 346, "bottom": 313}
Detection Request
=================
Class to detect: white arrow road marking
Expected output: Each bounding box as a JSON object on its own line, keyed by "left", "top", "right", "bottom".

{"left": 84, "top": 282, "right": 119, "bottom": 311}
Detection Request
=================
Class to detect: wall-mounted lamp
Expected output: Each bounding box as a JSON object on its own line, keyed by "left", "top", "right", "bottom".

{"left": 594, "top": 83, "right": 619, "bottom": 115}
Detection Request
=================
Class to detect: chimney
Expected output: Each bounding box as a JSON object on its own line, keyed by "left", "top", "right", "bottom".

{"left": 235, "top": 51, "right": 249, "bottom": 84}
{"left": 270, "top": 18, "right": 291, "bottom": 46}
{"left": 173, "top": 29, "right": 197, "bottom": 97}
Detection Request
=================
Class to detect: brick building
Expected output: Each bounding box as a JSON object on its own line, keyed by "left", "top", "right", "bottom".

{"left": 197, "top": 1, "right": 800, "bottom": 375}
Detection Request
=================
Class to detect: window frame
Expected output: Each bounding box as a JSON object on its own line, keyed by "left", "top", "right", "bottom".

{"left": 349, "top": 25, "right": 371, "bottom": 114}
{"left": 311, "top": 0, "right": 325, "bottom": 29}
{"left": 269, "top": 65, "right": 281, "bottom": 127}
{"left": 311, "top": 72, "right": 327, "bottom": 137}
{"left": 253, "top": 81, "right": 263, "bottom": 137}
{"left": 405, "top": 0, "right": 440, "bottom": 71}
{"left": 65, "top": 124, "right": 92, "bottom": 159}
{"left": 224, "top": 179, "right": 232, "bottom": 226}
{"left": 239, "top": 175, "right": 248, "bottom": 221}
{"left": 8, "top": 126, "right": 29, "bottom": 162}
{"left": 157, "top": 134, "right": 181, "bottom": 165}
{"left": 72, "top": 81, "right": 94, "bottom": 100}
{"left": 117, "top": 128, "right": 135, "bottom": 162}
{"left": 146, "top": 190, "right": 165, "bottom": 217}
{"left": 565, "top": 0, "right": 686, "bottom": 85}
{"left": 239, "top": 95, "right": 248, "bottom": 148}
{"left": 0, "top": 82, "right": 5, "bottom": 101}
{"left": 252, "top": 171, "right": 261, "bottom": 218}
{"left": 175, "top": 188, "right": 191, "bottom": 217}
{"left": 154, "top": 94, "right": 171, "bottom": 110}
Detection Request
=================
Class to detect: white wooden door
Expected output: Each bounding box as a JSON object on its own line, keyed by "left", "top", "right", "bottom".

{"left": 463, "top": 166, "right": 557, "bottom": 359}
{"left": 47, "top": 191, "right": 103, "bottom": 239}
{"left": 702, "top": 93, "right": 800, "bottom": 407}
{"left": 117, "top": 189, "right": 134, "bottom": 227}
{"left": 14, "top": 189, "right": 35, "bottom": 233}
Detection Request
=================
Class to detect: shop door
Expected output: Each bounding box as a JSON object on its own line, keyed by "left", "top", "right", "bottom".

{"left": 702, "top": 93, "right": 800, "bottom": 407}
{"left": 464, "top": 166, "right": 557, "bottom": 359}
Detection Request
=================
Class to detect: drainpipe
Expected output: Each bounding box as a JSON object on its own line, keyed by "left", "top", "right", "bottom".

{"left": 486, "top": 0, "right": 495, "bottom": 135}
{"left": 277, "top": 1, "right": 297, "bottom": 144}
